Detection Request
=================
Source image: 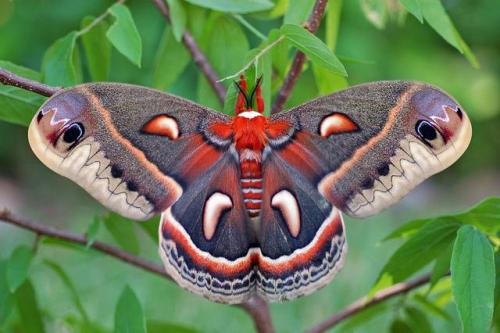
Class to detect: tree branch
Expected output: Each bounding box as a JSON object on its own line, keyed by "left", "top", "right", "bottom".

{"left": 151, "top": 0, "right": 227, "bottom": 104}
{"left": 0, "top": 68, "right": 61, "bottom": 97}
{"left": 306, "top": 274, "right": 432, "bottom": 333}
{"left": 271, "top": 0, "right": 329, "bottom": 114}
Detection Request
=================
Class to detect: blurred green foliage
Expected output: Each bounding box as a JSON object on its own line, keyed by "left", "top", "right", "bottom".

{"left": 0, "top": 0, "right": 500, "bottom": 332}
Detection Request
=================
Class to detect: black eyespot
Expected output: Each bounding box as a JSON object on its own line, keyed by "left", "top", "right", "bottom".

{"left": 415, "top": 120, "right": 437, "bottom": 141}
{"left": 111, "top": 165, "right": 123, "bottom": 178}
{"left": 361, "top": 178, "right": 374, "bottom": 189}
{"left": 377, "top": 164, "right": 390, "bottom": 176}
{"left": 456, "top": 107, "right": 463, "bottom": 119}
{"left": 126, "top": 181, "right": 137, "bottom": 192}
{"left": 63, "top": 123, "right": 85, "bottom": 143}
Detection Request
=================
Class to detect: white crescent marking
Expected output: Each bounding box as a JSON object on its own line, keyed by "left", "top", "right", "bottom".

{"left": 203, "top": 192, "right": 233, "bottom": 240}
{"left": 271, "top": 190, "right": 301, "bottom": 237}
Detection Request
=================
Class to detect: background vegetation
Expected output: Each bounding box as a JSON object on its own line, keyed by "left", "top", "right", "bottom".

{"left": 0, "top": 0, "right": 499, "bottom": 332}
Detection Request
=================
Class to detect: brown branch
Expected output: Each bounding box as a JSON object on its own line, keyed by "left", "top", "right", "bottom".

{"left": 151, "top": 0, "right": 227, "bottom": 104}
{"left": 0, "top": 68, "right": 61, "bottom": 97}
{"left": 0, "top": 208, "right": 274, "bottom": 332}
{"left": 271, "top": 0, "right": 329, "bottom": 114}
{"left": 306, "top": 274, "right": 432, "bottom": 333}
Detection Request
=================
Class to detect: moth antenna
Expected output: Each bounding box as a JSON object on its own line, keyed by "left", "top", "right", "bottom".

{"left": 249, "top": 76, "right": 264, "bottom": 113}
{"left": 234, "top": 80, "right": 248, "bottom": 114}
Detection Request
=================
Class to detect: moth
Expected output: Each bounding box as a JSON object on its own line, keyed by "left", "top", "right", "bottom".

{"left": 28, "top": 77, "right": 471, "bottom": 304}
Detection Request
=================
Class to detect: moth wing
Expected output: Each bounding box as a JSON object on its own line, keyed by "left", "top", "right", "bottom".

{"left": 270, "top": 80, "right": 471, "bottom": 218}
{"left": 159, "top": 150, "right": 257, "bottom": 304}
{"left": 28, "top": 83, "right": 232, "bottom": 220}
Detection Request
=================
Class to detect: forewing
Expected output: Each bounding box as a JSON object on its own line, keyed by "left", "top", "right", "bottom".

{"left": 271, "top": 80, "right": 471, "bottom": 218}
{"left": 28, "top": 83, "right": 232, "bottom": 220}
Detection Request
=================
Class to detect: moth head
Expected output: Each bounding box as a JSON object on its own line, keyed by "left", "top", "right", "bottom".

{"left": 28, "top": 90, "right": 92, "bottom": 158}
{"left": 410, "top": 87, "right": 471, "bottom": 154}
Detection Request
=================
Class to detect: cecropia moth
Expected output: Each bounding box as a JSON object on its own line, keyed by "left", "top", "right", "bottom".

{"left": 28, "top": 77, "right": 471, "bottom": 304}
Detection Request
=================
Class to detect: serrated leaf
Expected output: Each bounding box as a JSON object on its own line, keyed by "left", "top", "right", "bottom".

{"left": 0, "top": 61, "right": 45, "bottom": 126}
{"left": 183, "top": 0, "right": 273, "bottom": 13}
{"left": 281, "top": 24, "right": 347, "bottom": 77}
{"left": 399, "top": 0, "right": 423, "bottom": 23}
{"left": 166, "top": 0, "right": 187, "bottom": 42}
{"left": 86, "top": 216, "right": 100, "bottom": 248}
{"left": 102, "top": 213, "right": 140, "bottom": 255}
{"left": 451, "top": 225, "right": 494, "bottom": 333}
{"left": 81, "top": 16, "right": 111, "bottom": 81}
{"left": 6, "top": 245, "right": 33, "bottom": 293}
{"left": 106, "top": 3, "right": 142, "bottom": 67}
{"left": 16, "top": 280, "right": 46, "bottom": 333}
{"left": 44, "top": 259, "right": 89, "bottom": 323}
{"left": 371, "top": 218, "right": 460, "bottom": 295}
{"left": 283, "top": 0, "right": 314, "bottom": 25}
{"left": 115, "top": 286, "right": 146, "bottom": 333}
{"left": 152, "top": 27, "right": 190, "bottom": 91}
{"left": 42, "top": 31, "right": 79, "bottom": 86}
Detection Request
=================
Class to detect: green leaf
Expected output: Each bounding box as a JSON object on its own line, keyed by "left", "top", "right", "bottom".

{"left": 137, "top": 216, "right": 161, "bottom": 241}
{"left": 152, "top": 27, "right": 190, "bottom": 91}
{"left": 399, "top": 0, "right": 423, "bottom": 23}
{"left": 382, "top": 218, "right": 429, "bottom": 242}
{"left": 404, "top": 306, "right": 434, "bottom": 333}
{"left": 102, "top": 213, "right": 140, "bottom": 255}
{"left": 429, "top": 242, "right": 452, "bottom": 290}
{"left": 0, "top": 61, "right": 45, "bottom": 126}
{"left": 166, "top": 0, "right": 187, "bottom": 42}
{"left": 115, "top": 286, "right": 146, "bottom": 333}
{"left": 197, "top": 15, "right": 249, "bottom": 109}
{"left": 6, "top": 245, "right": 33, "bottom": 293}
{"left": 268, "top": 29, "right": 289, "bottom": 80}
{"left": 0, "top": 260, "right": 15, "bottom": 325}
{"left": 281, "top": 24, "right": 347, "bottom": 77}
{"left": 147, "top": 321, "right": 198, "bottom": 333}
{"left": 326, "top": 0, "right": 343, "bottom": 51}
{"left": 283, "top": 0, "right": 315, "bottom": 25}
{"left": 451, "top": 225, "right": 495, "bottom": 333}
{"left": 400, "top": 0, "right": 478, "bottom": 67}
{"left": 42, "top": 31, "right": 80, "bottom": 86}
{"left": 371, "top": 218, "right": 460, "bottom": 294}
{"left": 453, "top": 197, "right": 500, "bottom": 235}
{"left": 81, "top": 16, "right": 112, "bottom": 81}
{"left": 106, "top": 3, "right": 142, "bottom": 67}
{"left": 44, "top": 259, "right": 89, "bottom": 323}
{"left": 15, "top": 280, "right": 46, "bottom": 333}
{"left": 338, "top": 302, "right": 390, "bottom": 332}
{"left": 183, "top": 0, "right": 273, "bottom": 13}
{"left": 312, "top": 64, "right": 348, "bottom": 95}
{"left": 86, "top": 216, "right": 100, "bottom": 248}
{"left": 412, "top": 294, "right": 452, "bottom": 322}
{"left": 390, "top": 319, "right": 414, "bottom": 333}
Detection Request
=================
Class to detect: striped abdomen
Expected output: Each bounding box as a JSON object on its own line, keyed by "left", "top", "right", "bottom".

{"left": 240, "top": 157, "right": 262, "bottom": 218}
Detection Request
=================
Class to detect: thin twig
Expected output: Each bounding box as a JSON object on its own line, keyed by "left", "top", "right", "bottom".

{"left": 151, "top": 0, "right": 227, "bottom": 104}
{"left": 0, "top": 209, "right": 168, "bottom": 278}
{"left": 0, "top": 209, "right": 275, "bottom": 332}
{"left": 271, "top": 0, "right": 329, "bottom": 114}
{"left": 0, "top": 67, "right": 61, "bottom": 97}
{"left": 306, "top": 274, "right": 431, "bottom": 333}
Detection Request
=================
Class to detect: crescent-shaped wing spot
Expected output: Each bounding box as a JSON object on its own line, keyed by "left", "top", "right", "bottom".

{"left": 319, "top": 113, "right": 358, "bottom": 138}
{"left": 142, "top": 115, "right": 179, "bottom": 140}
{"left": 203, "top": 192, "right": 233, "bottom": 240}
{"left": 271, "top": 190, "right": 301, "bottom": 238}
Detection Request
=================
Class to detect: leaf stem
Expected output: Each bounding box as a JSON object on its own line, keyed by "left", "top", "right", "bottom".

{"left": 232, "top": 14, "right": 267, "bottom": 41}
{"left": 218, "top": 35, "right": 285, "bottom": 82}
{"left": 76, "top": 0, "right": 125, "bottom": 37}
